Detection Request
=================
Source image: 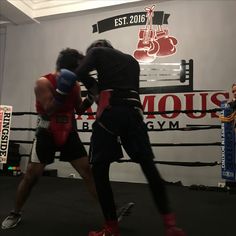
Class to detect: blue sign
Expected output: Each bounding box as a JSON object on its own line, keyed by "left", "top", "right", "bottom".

{"left": 221, "top": 101, "right": 236, "bottom": 181}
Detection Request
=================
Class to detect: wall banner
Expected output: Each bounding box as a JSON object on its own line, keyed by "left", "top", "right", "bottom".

{"left": 92, "top": 11, "right": 170, "bottom": 33}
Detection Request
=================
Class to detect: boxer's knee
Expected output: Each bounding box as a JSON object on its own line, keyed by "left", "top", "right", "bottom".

{"left": 23, "top": 163, "right": 45, "bottom": 185}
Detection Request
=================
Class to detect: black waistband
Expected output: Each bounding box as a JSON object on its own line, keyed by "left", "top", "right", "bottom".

{"left": 108, "top": 89, "right": 142, "bottom": 109}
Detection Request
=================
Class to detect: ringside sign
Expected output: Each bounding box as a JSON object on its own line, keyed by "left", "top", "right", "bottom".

{"left": 0, "top": 105, "right": 13, "bottom": 164}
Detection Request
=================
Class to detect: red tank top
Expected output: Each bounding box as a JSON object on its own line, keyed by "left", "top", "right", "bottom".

{"left": 35, "top": 73, "right": 80, "bottom": 146}
{"left": 36, "top": 73, "right": 79, "bottom": 114}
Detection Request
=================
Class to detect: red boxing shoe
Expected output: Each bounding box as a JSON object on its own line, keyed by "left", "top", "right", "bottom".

{"left": 163, "top": 213, "right": 187, "bottom": 236}
{"left": 88, "top": 221, "right": 120, "bottom": 236}
{"left": 165, "top": 226, "right": 186, "bottom": 236}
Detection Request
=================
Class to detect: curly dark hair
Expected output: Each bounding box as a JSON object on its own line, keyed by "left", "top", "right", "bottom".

{"left": 56, "top": 48, "right": 84, "bottom": 71}
{"left": 86, "top": 39, "right": 113, "bottom": 54}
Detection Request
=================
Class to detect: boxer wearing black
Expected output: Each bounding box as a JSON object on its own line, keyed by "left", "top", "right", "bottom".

{"left": 73, "top": 40, "right": 186, "bottom": 236}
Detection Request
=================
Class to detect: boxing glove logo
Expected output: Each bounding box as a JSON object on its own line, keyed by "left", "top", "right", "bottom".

{"left": 134, "top": 5, "right": 178, "bottom": 63}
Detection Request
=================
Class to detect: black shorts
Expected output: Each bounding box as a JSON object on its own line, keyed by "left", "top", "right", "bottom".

{"left": 30, "top": 129, "right": 87, "bottom": 165}
{"left": 89, "top": 106, "right": 154, "bottom": 164}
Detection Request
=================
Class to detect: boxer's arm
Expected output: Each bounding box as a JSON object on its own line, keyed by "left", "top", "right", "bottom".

{"left": 74, "top": 81, "right": 95, "bottom": 115}
{"left": 75, "top": 48, "right": 99, "bottom": 94}
{"left": 74, "top": 82, "right": 84, "bottom": 114}
{"left": 76, "top": 92, "right": 95, "bottom": 115}
{"left": 34, "top": 77, "right": 62, "bottom": 115}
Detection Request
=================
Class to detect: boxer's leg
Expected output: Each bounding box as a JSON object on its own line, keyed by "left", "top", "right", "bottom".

{"left": 88, "top": 121, "right": 121, "bottom": 236}
{"left": 89, "top": 162, "right": 120, "bottom": 236}
{"left": 121, "top": 107, "right": 186, "bottom": 236}
{"left": 2, "top": 131, "right": 54, "bottom": 230}
{"left": 14, "top": 162, "right": 46, "bottom": 213}
{"left": 1, "top": 162, "right": 46, "bottom": 230}
{"left": 70, "top": 157, "right": 97, "bottom": 200}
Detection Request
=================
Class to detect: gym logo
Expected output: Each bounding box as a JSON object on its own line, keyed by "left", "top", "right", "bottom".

{"left": 92, "top": 4, "right": 177, "bottom": 63}
{"left": 134, "top": 5, "right": 177, "bottom": 63}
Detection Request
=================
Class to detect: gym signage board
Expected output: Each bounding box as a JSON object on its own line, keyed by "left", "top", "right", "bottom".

{"left": 220, "top": 101, "right": 236, "bottom": 181}
{"left": 0, "top": 105, "right": 13, "bottom": 164}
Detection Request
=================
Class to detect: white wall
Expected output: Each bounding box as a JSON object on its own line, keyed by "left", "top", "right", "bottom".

{"left": 1, "top": 0, "right": 236, "bottom": 186}
{"left": 0, "top": 27, "right": 6, "bottom": 103}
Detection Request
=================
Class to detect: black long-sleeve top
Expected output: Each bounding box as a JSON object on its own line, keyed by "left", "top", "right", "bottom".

{"left": 75, "top": 47, "right": 140, "bottom": 92}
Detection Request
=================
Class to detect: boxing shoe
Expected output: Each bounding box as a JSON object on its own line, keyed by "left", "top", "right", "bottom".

{"left": 117, "top": 202, "right": 135, "bottom": 222}
{"left": 165, "top": 226, "right": 186, "bottom": 236}
{"left": 1, "top": 211, "right": 22, "bottom": 229}
{"left": 88, "top": 221, "right": 120, "bottom": 236}
{"left": 163, "top": 213, "right": 186, "bottom": 236}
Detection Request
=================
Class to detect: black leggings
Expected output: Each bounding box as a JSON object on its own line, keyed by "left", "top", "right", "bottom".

{"left": 92, "top": 158, "right": 171, "bottom": 221}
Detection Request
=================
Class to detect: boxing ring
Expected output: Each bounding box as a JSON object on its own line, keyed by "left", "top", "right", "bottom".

{"left": 0, "top": 108, "right": 222, "bottom": 172}
{"left": 1, "top": 60, "right": 236, "bottom": 236}
{"left": 0, "top": 103, "right": 234, "bottom": 186}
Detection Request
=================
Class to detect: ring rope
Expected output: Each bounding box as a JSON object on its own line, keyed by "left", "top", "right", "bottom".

{"left": 10, "top": 125, "right": 221, "bottom": 132}
{"left": 18, "top": 154, "right": 220, "bottom": 167}
{"left": 8, "top": 108, "right": 225, "bottom": 168}
{"left": 9, "top": 140, "right": 221, "bottom": 147}
{"left": 11, "top": 108, "right": 222, "bottom": 117}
